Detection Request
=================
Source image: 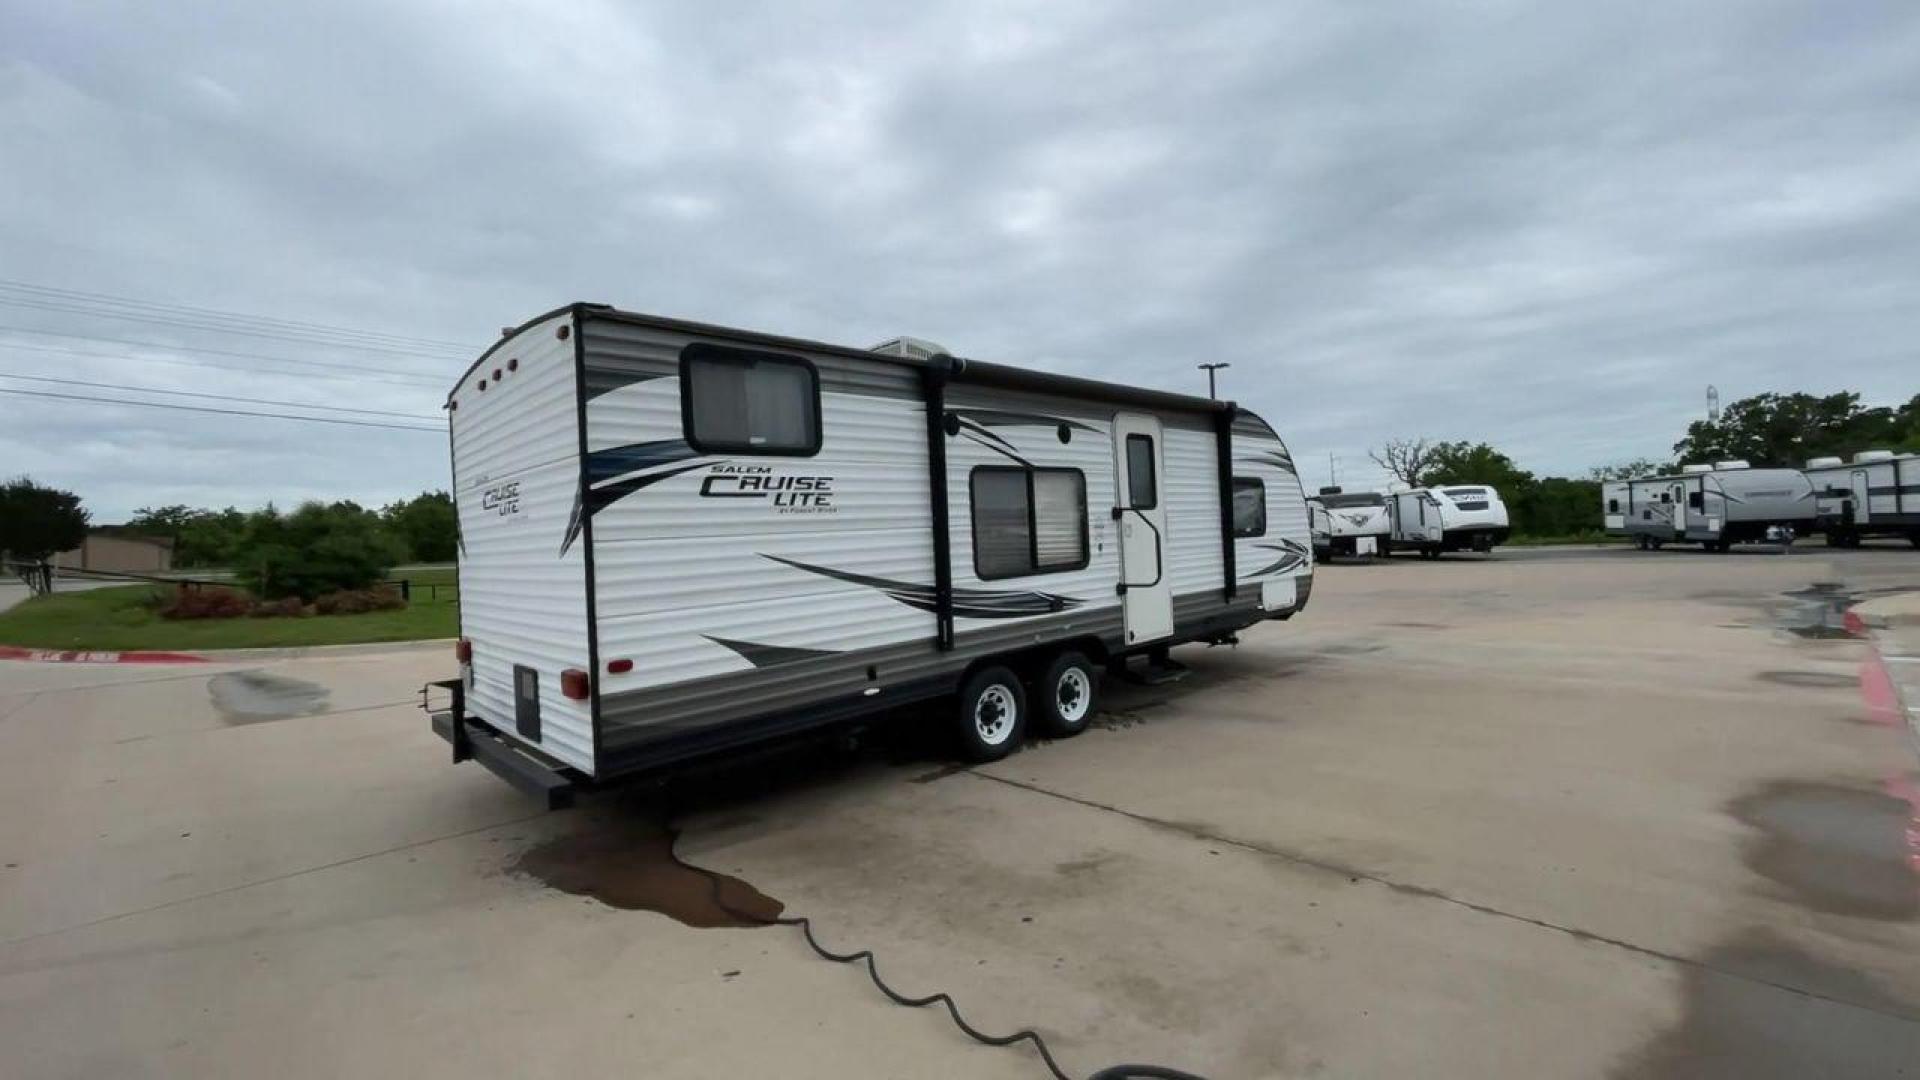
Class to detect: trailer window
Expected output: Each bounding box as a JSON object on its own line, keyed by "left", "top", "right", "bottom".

{"left": 971, "top": 467, "right": 1088, "bottom": 579}
{"left": 1607, "top": 499, "right": 1619, "bottom": 513}
{"left": 1124, "top": 434, "right": 1157, "bottom": 509}
{"left": 681, "top": 344, "right": 820, "bottom": 455}
{"left": 1232, "top": 477, "right": 1266, "bottom": 537}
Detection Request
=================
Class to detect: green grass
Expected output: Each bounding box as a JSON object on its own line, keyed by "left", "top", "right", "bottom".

{"left": 0, "top": 584, "right": 457, "bottom": 651}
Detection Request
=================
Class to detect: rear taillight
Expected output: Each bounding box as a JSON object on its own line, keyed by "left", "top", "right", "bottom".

{"left": 560, "top": 668, "right": 590, "bottom": 701}
{"left": 455, "top": 638, "right": 472, "bottom": 663}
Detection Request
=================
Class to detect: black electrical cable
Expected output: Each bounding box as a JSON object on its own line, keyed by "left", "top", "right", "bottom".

{"left": 664, "top": 816, "right": 1209, "bottom": 1080}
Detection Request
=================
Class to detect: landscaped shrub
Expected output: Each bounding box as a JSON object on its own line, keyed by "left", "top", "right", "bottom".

{"left": 233, "top": 501, "right": 403, "bottom": 600}
{"left": 157, "top": 586, "right": 253, "bottom": 620}
{"left": 250, "top": 596, "right": 310, "bottom": 618}
{"left": 312, "top": 587, "right": 407, "bottom": 615}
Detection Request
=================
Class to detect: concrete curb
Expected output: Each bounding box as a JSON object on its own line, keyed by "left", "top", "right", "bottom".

{"left": 1853, "top": 591, "right": 1920, "bottom": 752}
{"left": 185, "top": 638, "right": 457, "bottom": 661}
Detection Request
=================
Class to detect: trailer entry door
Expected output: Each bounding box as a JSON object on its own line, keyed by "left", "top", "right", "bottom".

{"left": 1112, "top": 414, "right": 1173, "bottom": 646}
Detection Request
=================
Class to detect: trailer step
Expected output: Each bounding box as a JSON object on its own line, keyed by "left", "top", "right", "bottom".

{"left": 432, "top": 710, "right": 576, "bottom": 810}
{"left": 1115, "top": 657, "right": 1190, "bottom": 686}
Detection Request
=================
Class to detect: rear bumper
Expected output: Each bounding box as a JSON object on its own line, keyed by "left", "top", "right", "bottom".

{"left": 428, "top": 679, "right": 577, "bottom": 810}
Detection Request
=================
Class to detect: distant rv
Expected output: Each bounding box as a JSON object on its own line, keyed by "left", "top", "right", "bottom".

{"left": 1307, "top": 487, "right": 1390, "bottom": 559}
{"left": 1602, "top": 462, "right": 1816, "bottom": 551}
{"left": 1384, "top": 485, "right": 1511, "bottom": 558}
{"left": 1804, "top": 450, "right": 1920, "bottom": 548}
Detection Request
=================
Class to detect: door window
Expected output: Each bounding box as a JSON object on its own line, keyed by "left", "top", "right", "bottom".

{"left": 1124, "top": 433, "right": 1157, "bottom": 509}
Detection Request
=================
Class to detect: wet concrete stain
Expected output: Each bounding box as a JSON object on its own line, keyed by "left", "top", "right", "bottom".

{"left": 510, "top": 816, "right": 784, "bottom": 928}
{"left": 208, "top": 670, "right": 331, "bottom": 724}
{"left": 1612, "top": 930, "right": 1920, "bottom": 1079}
{"left": 1727, "top": 780, "right": 1919, "bottom": 921}
{"left": 1756, "top": 670, "right": 1856, "bottom": 689}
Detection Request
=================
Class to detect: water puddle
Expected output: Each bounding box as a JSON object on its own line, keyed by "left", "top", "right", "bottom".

{"left": 1727, "top": 780, "right": 1919, "bottom": 920}
{"left": 1773, "top": 582, "right": 1861, "bottom": 640}
{"left": 1755, "top": 670, "right": 1855, "bottom": 689}
{"left": 510, "top": 816, "right": 783, "bottom": 928}
{"left": 208, "top": 670, "right": 331, "bottom": 724}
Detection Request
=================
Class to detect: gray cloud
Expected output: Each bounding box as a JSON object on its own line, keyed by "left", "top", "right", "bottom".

{"left": 2, "top": 1, "right": 1916, "bottom": 516}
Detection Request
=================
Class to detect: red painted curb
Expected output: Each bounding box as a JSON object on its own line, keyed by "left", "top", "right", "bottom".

{"left": 0, "top": 645, "right": 208, "bottom": 664}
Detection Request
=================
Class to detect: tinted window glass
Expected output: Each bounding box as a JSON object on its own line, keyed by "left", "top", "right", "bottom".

{"left": 1318, "top": 492, "right": 1384, "bottom": 509}
{"left": 683, "top": 346, "right": 819, "bottom": 454}
{"left": 1443, "top": 487, "right": 1486, "bottom": 498}
{"left": 1233, "top": 477, "right": 1266, "bottom": 537}
{"left": 972, "top": 468, "right": 1086, "bottom": 579}
{"left": 1125, "top": 434, "right": 1157, "bottom": 509}
{"left": 971, "top": 469, "right": 1031, "bottom": 579}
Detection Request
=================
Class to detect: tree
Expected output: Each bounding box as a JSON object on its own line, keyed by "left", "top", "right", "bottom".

{"left": 1369, "top": 438, "right": 1438, "bottom": 487}
{"left": 1589, "top": 459, "right": 1666, "bottom": 481}
{"left": 1424, "top": 441, "right": 1535, "bottom": 493}
{"left": 130, "top": 504, "right": 251, "bottom": 568}
{"left": 0, "top": 477, "right": 90, "bottom": 596}
{"left": 233, "top": 500, "right": 403, "bottom": 600}
{"left": 381, "top": 491, "right": 457, "bottom": 563}
{"left": 1671, "top": 391, "right": 1916, "bottom": 467}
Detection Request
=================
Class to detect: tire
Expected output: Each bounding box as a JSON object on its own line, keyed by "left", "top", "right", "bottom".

{"left": 955, "top": 665, "right": 1027, "bottom": 762}
{"left": 1636, "top": 535, "right": 1651, "bottom": 551}
{"left": 1034, "top": 651, "right": 1099, "bottom": 738}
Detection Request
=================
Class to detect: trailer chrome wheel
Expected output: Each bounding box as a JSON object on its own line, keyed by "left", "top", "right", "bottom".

{"left": 1035, "top": 651, "right": 1099, "bottom": 738}
{"left": 956, "top": 666, "right": 1026, "bottom": 762}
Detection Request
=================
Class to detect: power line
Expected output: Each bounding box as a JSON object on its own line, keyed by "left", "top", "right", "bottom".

{"left": 0, "top": 325, "right": 446, "bottom": 385}
{"left": 0, "top": 279, "right": 481, "bottom": 354}
{"left": 0, "top": 372, "right": 441, "bottom": 421}
{"left": 0, "top": 295, "right": 474, "bottom": 361}
{"left": 0, "top": 386, "right": 444, "bottom": 432}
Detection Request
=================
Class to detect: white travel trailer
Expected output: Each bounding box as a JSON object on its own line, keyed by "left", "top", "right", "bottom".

{"left": 1306, "top": 487, "right": 1390, "bottom": 559}
{"left": 431, "top": 304, "right": 1314, "bottom": 804}
{"left": 1384, "top": 485, "right": 1511, "bottom": 558}
{"left": 1805, "top": 451, "right": 1920, "bottom": 548}
{"left": 1602, "top": 462, "right": 1816, "bottom": 551}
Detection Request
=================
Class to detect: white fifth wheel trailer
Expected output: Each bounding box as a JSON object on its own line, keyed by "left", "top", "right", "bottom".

{"left": 1383, "top": 485, "right": 1511, "bottom": 558}
{"left": 1603, "top": 462, "right": 1816, "bottom": 551}
{"left": 429, "top": 304, "right": 1314, "bottom": 804}
{"left": 1805, "top": 451, "right": 1920, "bottom": 548}
{"left": 1306, "top": 487, "right": 1389, "bottom": 559}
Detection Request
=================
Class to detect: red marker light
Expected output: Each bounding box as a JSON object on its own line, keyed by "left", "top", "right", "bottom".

{"left": 455, "top": 638, "right": 472, "bottom": 663}
{"left": 607, "top": 658, "right": 633, "bottom": 674}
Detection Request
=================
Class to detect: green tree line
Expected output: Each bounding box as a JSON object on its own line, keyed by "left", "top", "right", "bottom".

{"left": 129, "top": 491, "right": 456, "bottom": 568}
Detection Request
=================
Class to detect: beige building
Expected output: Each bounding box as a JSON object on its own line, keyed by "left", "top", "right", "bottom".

{"left": 53, "top": 531, "right": 175, "bottom": 574}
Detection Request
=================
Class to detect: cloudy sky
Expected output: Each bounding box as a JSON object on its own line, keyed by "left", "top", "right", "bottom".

{"left": 2, "top": 1, "right": 1916, "bottom": 518}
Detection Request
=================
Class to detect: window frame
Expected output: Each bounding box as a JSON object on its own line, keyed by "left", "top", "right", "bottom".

{"left": 1232, "top": 476, "right": 1267, "bottom": 538}
{"left": 969, "top": 465, "right": 1090, "bottom": 581}
{"left": 678, "top": 342, "right": 823, "bottom": 457}
{"left": 1123, "top": 433, "right": 1158, "bottom": 510}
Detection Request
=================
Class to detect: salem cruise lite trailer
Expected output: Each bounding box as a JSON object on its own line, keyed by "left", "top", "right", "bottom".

{"left": 1602, "top": 462, "right": 1816, "bottom": 551}
{"left": 1383, "top": 485, "right": 1511, "bottom": 558}
{"left": 1804, "top": 450, "right": 1920, "bottom": 548}
{"left": 430, "top": 304, "right": 1314, "bottom": 804}
{"left": 1306, "top": 487, "right": 1390, "bottom": 559}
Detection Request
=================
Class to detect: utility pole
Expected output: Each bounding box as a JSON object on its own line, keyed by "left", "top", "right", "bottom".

{"left": 1328, "top": 452, "right": 1337, "bottom": 489}
{"left": 1197, "top": 362, "right": 1230, "bottom": 400}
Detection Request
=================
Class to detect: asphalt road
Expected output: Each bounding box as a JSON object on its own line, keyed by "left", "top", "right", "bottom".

{"left": 2, "top": 545, "right": 1917, "bottom": 1078}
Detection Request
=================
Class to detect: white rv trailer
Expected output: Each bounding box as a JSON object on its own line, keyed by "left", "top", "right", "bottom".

{"left": 1602, "top": 462, "right": 1816, "bottom": 551}
{"left": 431, "top": 304, "right": 1314, "bottom": 804}
{"left": 1804, "top": 450, "right": 1920, "bottom": 548}
{"left": 1306, "top": 487, "right": 1390, "bottom": 559}
{"left": 1383, "top": 485, "right": 1511, "bottom": 558}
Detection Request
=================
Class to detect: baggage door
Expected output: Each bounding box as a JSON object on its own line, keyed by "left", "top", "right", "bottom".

{"left": 1113, "top": 414, "right": 1173, "bottom": 646}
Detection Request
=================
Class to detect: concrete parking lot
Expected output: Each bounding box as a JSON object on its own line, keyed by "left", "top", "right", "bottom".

{"left": 2, "top": 546, "right": 1917, "bottom": 1078}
